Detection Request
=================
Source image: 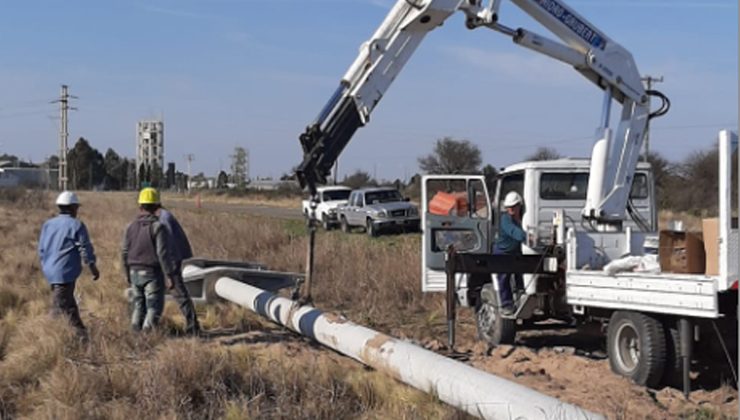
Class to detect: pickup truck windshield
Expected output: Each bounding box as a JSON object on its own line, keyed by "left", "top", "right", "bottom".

{"left": 323, "top": 190, "right": 351, "bottom": 201}
{"left": 366, "top": 190, "right": 403, "bottom": 204}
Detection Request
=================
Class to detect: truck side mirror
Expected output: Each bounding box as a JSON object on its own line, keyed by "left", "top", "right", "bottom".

{"left": 404, "top": 197, "right": 410, "bottom": 202}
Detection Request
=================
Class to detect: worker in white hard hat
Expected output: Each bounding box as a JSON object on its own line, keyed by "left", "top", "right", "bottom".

{"left": 493, "top": 191, "right": 526, "bottom": 316}
{"left": 38, "top": 191, "right": 100, "bottom": 338}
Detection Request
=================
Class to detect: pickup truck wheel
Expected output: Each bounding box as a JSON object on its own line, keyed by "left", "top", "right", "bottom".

{"left": 322, "top": 214, "right": 331, "bottom": 230}
{"left": 340, "top": 216, "right": 350, "bottom": 233}
{"left": 607, "top": 311, "right": 666, "bottom": 388}
{"left": 366, "top": 219, "right": 378, "bottom": 237}
{"left": 475, "top": 284, "right": 516, "bottom": 346}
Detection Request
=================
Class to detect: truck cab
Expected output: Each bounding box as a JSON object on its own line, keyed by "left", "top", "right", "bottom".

{"left": 496, "top": 158, "right": 656, "bottom": 251}
{"left": 422, "top": 158, "right": 656, "bottom": 296}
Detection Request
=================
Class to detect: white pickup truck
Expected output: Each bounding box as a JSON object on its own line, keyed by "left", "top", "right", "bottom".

{"left": 301, "top": 185, "right": 352, "bottom": 230}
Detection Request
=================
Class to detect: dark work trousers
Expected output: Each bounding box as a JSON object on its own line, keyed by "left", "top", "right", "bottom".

{"left": 171, "top": 261, "right": 200, "bottom": 334}
{"left": 493, "top": 247, "right": 524, "bottom": 308}
{"left": 50, "top": 283, "right": 86, "bottom": 335}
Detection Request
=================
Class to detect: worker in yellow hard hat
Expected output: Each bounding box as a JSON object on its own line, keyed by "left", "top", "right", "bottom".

{"left": 138, "top": 187, "right": 160, "bottom": 207}
{"left": 121, "top": 187, "right": 179, "bottom": 331}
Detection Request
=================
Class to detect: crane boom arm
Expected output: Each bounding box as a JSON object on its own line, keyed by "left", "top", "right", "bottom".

{"left": 296, "top": 0, "right": 465, "bottom": 195}
{"left": 295, "top": 0, "right": 666, "bottom": 223}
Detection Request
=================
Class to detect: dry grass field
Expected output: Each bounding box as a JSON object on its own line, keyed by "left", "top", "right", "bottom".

{"left": 0, "top": 190, "right": 461, "bottom": 419}
{"left": 0, "top": 189, "right": 736, "bottom": 419}
{"left": 164, "top": 191, "right": 301, "bottom": 210}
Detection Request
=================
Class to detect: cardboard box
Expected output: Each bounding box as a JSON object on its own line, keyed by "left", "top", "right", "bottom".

{"left": 659, "top": 230, "right": 705, "bottom": 274}
{"left": 703, "top": 218, "right": 719, "bottom": 276}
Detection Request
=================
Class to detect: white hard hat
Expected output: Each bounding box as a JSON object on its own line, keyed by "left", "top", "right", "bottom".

{"left": 55, "top": 191, "right": 80, "bottom": 206}
{"left": 503, "top": 191, "right": 522, "bottom": 208}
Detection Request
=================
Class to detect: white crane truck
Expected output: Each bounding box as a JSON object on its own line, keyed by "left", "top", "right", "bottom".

{"left": 422, "top": 133, "right": 737, "bottom": 391}
{"left": 292, "top": 0, "right": 737, "bottom": 392}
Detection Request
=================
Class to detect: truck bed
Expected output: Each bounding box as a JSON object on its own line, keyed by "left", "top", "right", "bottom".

{"left": 566, "top": 269, "right": 720, "bottom": 318}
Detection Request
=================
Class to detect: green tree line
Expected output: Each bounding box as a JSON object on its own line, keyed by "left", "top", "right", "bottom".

{"left": 47, "top": 137, "right": 180, "bottom": 190}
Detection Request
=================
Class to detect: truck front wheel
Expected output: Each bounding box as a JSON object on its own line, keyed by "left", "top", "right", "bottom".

{"left": 607, "top": 311, "right": 666, "bottom": 388}
{"left": 340, "top": 216, "right": 350, "bottom": 233}
{"left": 475, "top": 284, "right": 516, "bottom": 346}
{"left": 366, "top": 219, "right": 378, "bottom": 237}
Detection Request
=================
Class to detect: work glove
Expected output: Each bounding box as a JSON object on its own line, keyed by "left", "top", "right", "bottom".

{"left": 90, "top": 263, "right": 100, "bottom": 281}
{"left": 165, "top": 276, "right": 175, "bottom": 291}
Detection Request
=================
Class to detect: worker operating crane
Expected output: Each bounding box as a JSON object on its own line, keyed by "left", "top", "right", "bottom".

{"left": 296, "top": 0, "right": 667, "bottom": 224}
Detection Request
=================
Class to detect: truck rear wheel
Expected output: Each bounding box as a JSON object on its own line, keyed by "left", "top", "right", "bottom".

{"left": 661, "top": 322, "right": 683, "bottom": 388}
{"left": 476, "top": 284, "right": 516, "bottom": 346}
{"left": 607, "top": 311, "right": 666, "bottom": 388}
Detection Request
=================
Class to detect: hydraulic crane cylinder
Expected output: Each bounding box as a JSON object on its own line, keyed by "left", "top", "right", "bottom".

{"left": 215, "top": 277, "right": 602, "bottom": 420}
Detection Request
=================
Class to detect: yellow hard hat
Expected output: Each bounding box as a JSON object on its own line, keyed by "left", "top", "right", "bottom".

{"left": 138, "top": 187, "right": 160, "bottom": 205}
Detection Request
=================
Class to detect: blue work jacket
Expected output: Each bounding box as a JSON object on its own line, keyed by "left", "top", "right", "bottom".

{"left": 38, "top": 214, "right": 96, "bottom": 284}
{"left": 494, "top": 213, "right": 526, "bottom": 254}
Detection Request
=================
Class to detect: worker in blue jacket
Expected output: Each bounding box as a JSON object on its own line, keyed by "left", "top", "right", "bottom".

{"left": 38, "top": 191, "right": 100, "bottom": 337}
{"left": 494, "top": 191, "right": 526, "bottom": 315}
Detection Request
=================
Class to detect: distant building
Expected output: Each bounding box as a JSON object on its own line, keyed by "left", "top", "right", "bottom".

{"left": 249, "top": 179, "right": 296, "bottom": 191}
{"left": 0, "top": 167, "right": 57, "bottom": 188}
{"left": 136, "top": 120, "right": 164, "bottom": 181}
{"left": 166, "top": 162, "right": 175, "bottom": 188}
{"left": 188, "top": 177, "right": 216, "bottom": 190}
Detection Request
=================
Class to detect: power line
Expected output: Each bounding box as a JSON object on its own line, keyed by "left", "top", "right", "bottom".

{"left": 652, "top": 122, "right": 737, "bottom": 131}
{"left": 0, "top": 99, "right": 55, "bottom": 112}
{"left": 0, "top": 109, "right": 53, "bottom": 119}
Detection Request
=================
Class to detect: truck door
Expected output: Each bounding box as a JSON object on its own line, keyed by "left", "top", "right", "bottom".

{"left": 350, "top": 192, "right": 365, "bottom": 226}
{"left": 344, "top": 191, "right": 358, "bottom": 226}
{"left": 422, "top": 175, "right": 492, "bottom": 292}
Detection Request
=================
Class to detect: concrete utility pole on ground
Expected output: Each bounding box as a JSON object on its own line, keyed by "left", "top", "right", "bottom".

{"left": 52, "top": 85, "right": 77, "bottom": 191}
{"left": 641, "top": 75, "right": 664, "bottom": 161}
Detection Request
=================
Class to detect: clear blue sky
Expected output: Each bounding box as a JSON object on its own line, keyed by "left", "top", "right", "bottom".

{"left": 0, "top": 0, "right": 737, "bottom": 180}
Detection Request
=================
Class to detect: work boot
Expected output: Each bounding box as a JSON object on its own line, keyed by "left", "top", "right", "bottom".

{"left": 185, "top": 325, "right": 201, "bottom": 337}
{"left": 500, "top": 305, "right": 515, "bottom": 316}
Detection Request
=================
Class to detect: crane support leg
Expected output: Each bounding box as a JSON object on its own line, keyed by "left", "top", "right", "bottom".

{"left": 679, "top": 317, "right": 693, "bottom": 398}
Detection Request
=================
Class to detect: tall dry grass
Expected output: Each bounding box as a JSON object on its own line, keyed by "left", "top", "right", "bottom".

{"left": 0, "top": 191, "right": 466, "bottom": 419}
